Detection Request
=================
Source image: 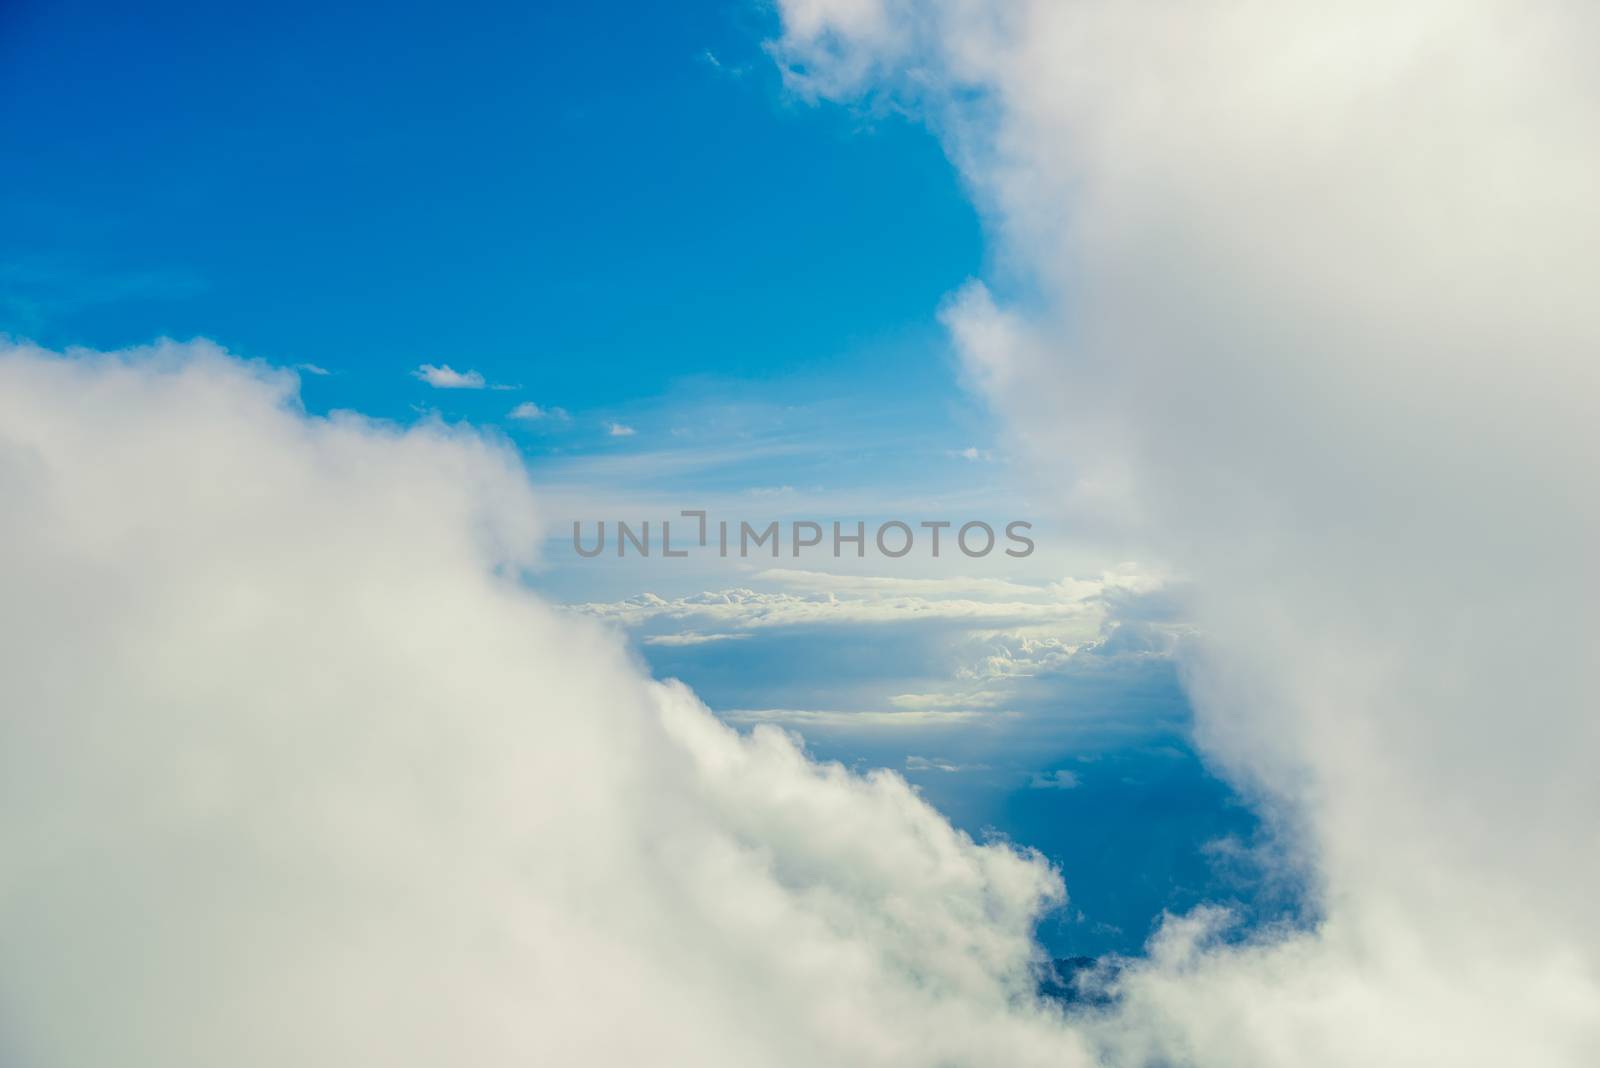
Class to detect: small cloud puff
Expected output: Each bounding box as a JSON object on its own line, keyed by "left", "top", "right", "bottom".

{"left": 607, "top": 422, "right": 637, "bottom": 437}
{"left": 412, "top": 363, "right": 486, "bottom": 389}
{"left": 509, "top": 402, "right": 569, "bottom": 421}
{"left": 295, "top": 363, "right": 331, "bottom": 376}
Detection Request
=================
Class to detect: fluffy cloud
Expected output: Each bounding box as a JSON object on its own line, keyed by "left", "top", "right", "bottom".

{"left": 0, "top": 340, "right": 1090, "bottom": 1067}
{"left": 508, "top": 400, "right": 568, "bottom": 421}
{"left": 775, "top": 1, "right": 1600, "bottom": 1064}
{"left": 411, "top": 362, "right": 486, "bottom": 388}
{"left": 9, "top": 2, "right": 1599, "bottom": 1062}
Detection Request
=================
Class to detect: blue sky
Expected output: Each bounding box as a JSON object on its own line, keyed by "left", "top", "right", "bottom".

{"left": 2, "top": 0, "right": 981, "bottom": 413}
{"left": 1, "top": 0, "right": 1285, "bottom": 957}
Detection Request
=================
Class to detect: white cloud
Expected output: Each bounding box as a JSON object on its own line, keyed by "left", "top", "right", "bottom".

{"left": 569, "top": 584, "right": 1103, "bottom": 632}
{"left": 700, "top": 47, "right": 752, "bottom": 78}
{"left": 906, "top": 755, "right": 976, "bottom": 773}
{"left": 641, "top": 631, "right": 751, "bottom": 647}
{"left": 508, "top": 401, "right": 568, "bottom": 421}
{"left": 295, "top": 362, "right": 330, "bottom": 376}
{"left": 9, "top": 2, "right": 1595, "bottom": 1062}
{"left": 755, "top": 567, "right": 1103, "bottom": 602}
{"left": 411, "top": 363, "right": 485, "bottom": 389}
{"left": 776, "top": 0, "right": 1600, "bottom": 1063}
{"left": 725, "top": 707, "right": 985, "bottom": 728}
{"left": 606, "top": 421, "right": 637, "bottom": 437}
{"left": 0, "top": 340, "right": 1092, "bottom": 1067}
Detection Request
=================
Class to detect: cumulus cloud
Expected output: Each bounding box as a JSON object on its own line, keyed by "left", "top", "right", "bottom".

{"left": 508, "top": 400, "right": 568, "bottom": 421}
{"left": 775, "top": 0, "right": 1600, "bottom": 1063}
{"left": 411, "top": 362, "right": 485, "bottom": 389}
{"left": 9, "top": 2, "right": 1598, "bottom": 1063}
{"left": 0, "top": 340, "right": 1091, "bottom": 1067}
{"left": 606, "top": 420, "right": 637, "bottom": 437}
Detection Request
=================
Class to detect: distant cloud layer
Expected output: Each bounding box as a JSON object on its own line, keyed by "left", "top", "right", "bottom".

{"left": 570, "top": 567, "right": 1181, "bottom": 733}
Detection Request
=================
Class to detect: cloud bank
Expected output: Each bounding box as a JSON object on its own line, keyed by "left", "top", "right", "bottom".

{"left": 775, "top": 0, "right": 1600, "bottom": 1064}
{"left": 0, "top": 341, "right": 1088, "bottom": 1066}
{"left": 6, "top": 1, "right": 1598, "bottom": 1062}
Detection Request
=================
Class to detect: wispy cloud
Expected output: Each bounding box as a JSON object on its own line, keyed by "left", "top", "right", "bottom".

{"left": 724, "top": 708, "right": 984, "bottom": 728}
{"left": 569, "top": 585, "right": 1102, "bottom": 631}
{"left": 699, "top": 48, "right": 751, "bottom": 78}
{"left": 755, "top": 568, "right": 1096, "bottom": 602}
{"left": 641, "top": 631, "right": 750, "bottom": 647}
{"left": 905, "top": 755, "right": 989, "bottom": 773}
{"left": 606, "top": 421, "right": 637, "bottom": 437}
